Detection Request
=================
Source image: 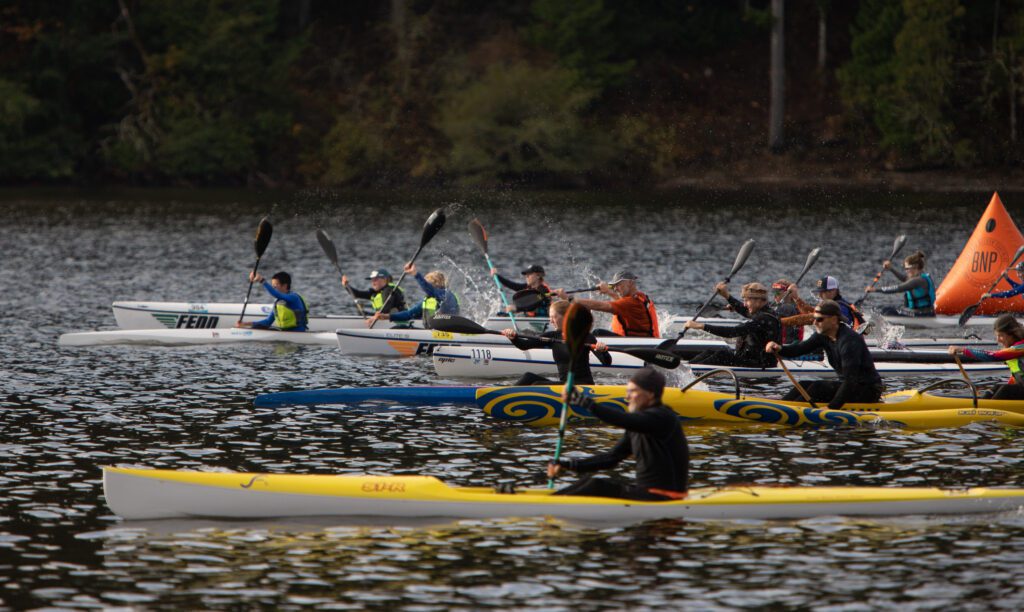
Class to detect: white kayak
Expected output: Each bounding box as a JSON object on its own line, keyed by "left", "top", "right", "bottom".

{"left": 103, "top": 467, "right": 1024, "bottom": 522}
{"left": 432, "top": 345, "right": 1009, "bottom": 380}
{"left": 111, "top": 301, "right": 547, "bottom": 333}
{"left": 878, "top": 313, "right": 1003, "bottom": 330}
{"left": 336, "top": 328, "right": 726, "bottom": 358}
{"left": 58, "top": 328, "right": 338, "bottom": 347}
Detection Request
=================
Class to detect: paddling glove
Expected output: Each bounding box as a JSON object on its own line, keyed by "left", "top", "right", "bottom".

{"left": 567, "top": 387, "right": 595, "bottom": 412}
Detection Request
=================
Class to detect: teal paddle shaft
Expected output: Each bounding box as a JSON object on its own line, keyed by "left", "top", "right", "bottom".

{"left": 549, "top": 370, "right": 575, "bottom": 489}
{"left": 484, "top": 253, "right": 519, "bottom": 332}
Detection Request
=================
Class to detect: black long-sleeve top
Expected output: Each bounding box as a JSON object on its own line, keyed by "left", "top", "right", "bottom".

{"left": 496, "top": 274, "right": 528, "bottom": 292}
{"left": 349, "top": 285, "right": 406, "bottom": 313}
{"left": 559, "top": 399, "right": 689, "bottom": 493}
{"left": 511, "top": 330, "right": 597, "bottom": 384}
{"left": 702, "top": 296, "right": 781, "bottom": 368}
{"left": 779, "top": 324, "right": 883, "bottom": 408}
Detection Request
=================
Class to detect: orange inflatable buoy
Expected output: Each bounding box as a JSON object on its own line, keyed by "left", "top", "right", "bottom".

{"left": 935, "top": 192, "right": 1024, "bottom": 315}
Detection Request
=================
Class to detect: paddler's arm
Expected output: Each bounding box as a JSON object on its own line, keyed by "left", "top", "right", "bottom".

{"left": 770, "top": 332, "right": 825, "bottom": 358}
{"left": 691, "top": 318, "right": 757, "bottom": 339}
{"left": 781, "top": 312, "right": 814, "bottom": 328}
{"left": 882, "top": 260, "right": 908, "bottom": 282}
{"left": 987, "top": 277, "right": 1024, "bottom": 299}
{"left": 551, "top": 436, "right": 631, "bottom": 474}
{"left": 874, "top": 276, "right": 925, "bottom": 294}
{"left": 493, "top": 272, "right": 528, "bottom": 292}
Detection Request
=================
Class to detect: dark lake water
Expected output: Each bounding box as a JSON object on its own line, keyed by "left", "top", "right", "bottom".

{"left": 5, "top": 187, "right": 1024, "bottom": 609}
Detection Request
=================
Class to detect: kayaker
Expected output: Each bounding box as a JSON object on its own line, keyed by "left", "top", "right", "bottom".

{"left": 948, "top": 314, "right": 1024, "bottom": 400}
{"left": 765, "top": 300, "right": 884, "bottom": 408}
{"left": 368, "top": 262, "right": 460, "bottom": 328}
{"left": 865, "top": 250, "right": 936, "bottom": 317}
{"left": 501, "top": 299, "right": 608, "bottom": 385}
{"left": 780, "top": 276, "right": 865, "bottom": 331}
{"left": 236, "top": 271, "right": 309, "bottom": 332}
{"left": 555, "top": 271, "right": 660, "bottom": 338}
{"left": 979, "top": 261, "right": 1024, "bottom": 301}
{"left": 683, "top": 282, "right": 781, "bottom": 368}
{"left": 545, "top": 367, "right": 689, "bottom": 500}
{"left": 493, "top": 264, "right": 552, "bottom": 317}
{"left": 342, "top": 268, "right": 407, "bottom": 314}
{"left": 771, "top": 278, "right": 805, "bottom": 344}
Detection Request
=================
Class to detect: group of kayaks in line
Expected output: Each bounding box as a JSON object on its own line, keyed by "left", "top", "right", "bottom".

{"left": 82, "top": 203, "right": 1024, "bottom": 522}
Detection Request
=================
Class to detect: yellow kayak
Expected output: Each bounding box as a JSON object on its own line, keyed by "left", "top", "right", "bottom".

{"left": 103, "top": 467, "right": 1024, "bottom": 522}
{"left": 476, "top": 385, "right": 1024, "bottom": 428}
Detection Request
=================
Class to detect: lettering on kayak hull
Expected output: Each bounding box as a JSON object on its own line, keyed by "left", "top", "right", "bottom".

{"left": 174, "top": 314, "right": 220, "bottom": 329}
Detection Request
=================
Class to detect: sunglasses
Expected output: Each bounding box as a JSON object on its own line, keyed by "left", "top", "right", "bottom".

{"left": 812, "top": 315, "right": 833, "bottom": 322}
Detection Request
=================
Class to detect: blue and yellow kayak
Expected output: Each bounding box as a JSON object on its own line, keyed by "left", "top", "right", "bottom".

{"left": 103, "top": 467, "right": 1024, "bottom": 522}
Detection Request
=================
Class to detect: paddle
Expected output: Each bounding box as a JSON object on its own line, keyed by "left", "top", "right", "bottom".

{"left": 958, "top": 244, "right": 1024, "bottom": 326}
{"left": 512, "top": 287, "right": 600, "bottom": 312}
{"left": 771, "top": 347, "right": 818, "bottom": 409}
{"left": 468, "top": 219, "right": 519, "bottom": 332}
{"left": 853, "top": 234, "right": 907, "bottom": 308}
{"left": 793, "top": 247, "right": 823, "bottom": 287}
{"left": 370, "top": 208, "right": 447, "bottom": 328}
{"left": 428, "top": 314, "right": 681, "bottom": 368}
{"left": 316, "top": 228, "right": 368, "bottom": 318}
{"left": 659, "top": 239, "right": 755, "bottom": 350}
{"left": 238, "top": 217, "right": 273, "bottom": 325}
{"left": 550, "top": 303, "right": 593, "bottom": 488}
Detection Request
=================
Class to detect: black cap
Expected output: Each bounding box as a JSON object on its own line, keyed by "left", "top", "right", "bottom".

{"left": 630, "top": 367, "right": 666, "bottom": 398}
{"left": 521, "top": 264, "right": 545, "bottom": 275}
{"left": 814, "top": 300, "right": 842, "bottom": 318}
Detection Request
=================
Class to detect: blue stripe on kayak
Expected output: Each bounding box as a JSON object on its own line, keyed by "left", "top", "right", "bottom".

{"left": 254, "top": 386, "right": 480, "bottom": 408}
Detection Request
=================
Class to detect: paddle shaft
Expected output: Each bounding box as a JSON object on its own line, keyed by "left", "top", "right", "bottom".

{"left": 549, "top": 371, "right": 575, "bottom": 489}
{"left": 369, "top": 244, "right": 425, "bottom": 328}
{"left": 679, "top": 239, "right": 755, "bottom": 341}
{"left": 855, "top": 235, "right": 907, "bottom": 307}
{"left": 238, "top": 256, "right": 264, "bottom": 324}
{"left": 775, "top": 350, "right": 817, "bottom": 408}
{"left": 484, "top": 253, "right": 519, "bottom": 332}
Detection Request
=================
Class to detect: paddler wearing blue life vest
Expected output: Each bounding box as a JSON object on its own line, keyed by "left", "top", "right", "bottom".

{"left": 865, "top": 250, "right": 935, "bottom": 317}
{"left": 367, "top": 262, "right": 460, "bottom": 328}
{"left": 342, "top": 268, "right": 407, "bottom": 314}
{"left": 493, "top": 263, "right": 552, "bottom": 316}
{"left": 540, "top": 367, "right": 689, "bottom": 501}
{"left": 949, "top": 314, "right": 1024, "bottom": 400}
{"left": 236, "top": 271, "right": 309, "bottom": 332}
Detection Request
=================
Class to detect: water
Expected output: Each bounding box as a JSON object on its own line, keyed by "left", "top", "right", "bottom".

{"left": 4, "top": 188, "right": 1024, "bottom": 609}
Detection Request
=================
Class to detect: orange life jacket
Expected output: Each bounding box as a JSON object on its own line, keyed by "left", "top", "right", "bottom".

{"left": 611, "top": 291, "right": 660, "bottom": 338}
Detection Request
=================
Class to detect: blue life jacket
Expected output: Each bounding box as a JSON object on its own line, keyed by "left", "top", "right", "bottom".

{"left": 904, "top": 272, "right": 936, "bottom": 311}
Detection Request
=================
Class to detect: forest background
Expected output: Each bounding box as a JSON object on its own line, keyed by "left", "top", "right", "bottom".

{"left": 2, "top": 0, "right": 1022, "bottom": 189}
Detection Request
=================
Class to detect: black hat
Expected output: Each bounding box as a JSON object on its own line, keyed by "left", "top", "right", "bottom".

{"left": 629, "top": 367, "right": 666, "bottom": 398}
{"left": 814, "top": 300, "right": 842, "bottom": 318}
{"left": 521, "top": 264, "right": 545, "bottom": 275}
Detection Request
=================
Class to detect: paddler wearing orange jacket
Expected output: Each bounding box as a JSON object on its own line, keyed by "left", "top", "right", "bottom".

{"left": 949, "top": 314, "right": 1024, "bottom": 400}
{"left": 555, "top": 271, "right": 660, "bottom": 338}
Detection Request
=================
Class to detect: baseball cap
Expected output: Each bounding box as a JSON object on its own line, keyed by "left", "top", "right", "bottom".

{"left": 608, "top": 270, "right": 638, "bottom": 285}
{"left": 814, "top": 300, "right": 842, "bottom": 317}
{"left": 521, "top": 264, "right": 545, "bottom": 275}
{"left": 630, "top": 367, "right": 666, "bottom": 398}
{"left": 812, "top": 275, "right": 839, "bottom": 293}
{"left": 367, "top": 268, "right": 392, "bottom": 280}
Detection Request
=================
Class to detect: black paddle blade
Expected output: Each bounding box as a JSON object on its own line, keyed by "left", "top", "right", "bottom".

{"left": 562, "top": 303, "right": 594, "bottom": 362}
{"left": 619, "top": 348, "right": 681, "bottom": 369}
{"left": 426, "top": 313, "right": 488, "bottom": 335}
{"left": 795, "top": 247, "right": 822, "bottom": 285}
{"left": 420, "top": 208, "right": 447, "bottom": 248}
{"left": 593, "top": 348, "right": 613, "bottom": 367}
{"left": 890, "top": 234, "right": 908, "bottom": 259}
{"left": 513, "top": 289, "right": 545, "bottom": 311}
{"left": 957, "top": 304, "right": 979, "bottom": 328}
{"left": 254, "top": 217, "right": 273, "bottom": 257}
{"left": 468, "top": 218, "right": 488, "bottom": 255}
{"left": 727, "top": 239, "right": 756, "bottom": 280}
{"left": 315, "top": 229, "right": 339, "bottom": 265}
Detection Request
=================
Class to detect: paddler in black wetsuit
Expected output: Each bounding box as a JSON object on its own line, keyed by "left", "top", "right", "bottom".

{"left": 493, "top": 264, "right": 552, "bottom": 317}
{"left": 682, "top": 282, "right": 781, "bottom": 368}
{"left": 546, "top": 368, "right": 689, "bottom": 501}
{"left": 764, "top": 300, "right": 884, "bottom": 408}
{"left": 501, "top": 299, "right": 608, "bottom": 385}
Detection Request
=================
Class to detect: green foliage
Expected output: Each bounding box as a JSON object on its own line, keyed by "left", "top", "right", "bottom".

{"left": 526, "top": 0, "right": 634, "bottom": 89}
{"left": 437, "top": 62, "right": 613, "bottom": 183}
{"left": 320, "top": 114, "right": 393, "bottom": 186}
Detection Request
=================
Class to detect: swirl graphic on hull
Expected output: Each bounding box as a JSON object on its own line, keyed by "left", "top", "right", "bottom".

{"left": 713, "top": 399, "right": 861, "bottom": 427}
{"left": 476, "top": 386, "right": 628, "bottom": 426}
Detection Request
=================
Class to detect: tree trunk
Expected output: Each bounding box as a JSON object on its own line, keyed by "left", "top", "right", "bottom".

{"left": 391, "top": 0, "right": 410, "bottom": 96}
{"left": 817, "top": 5, "right": 827, "bottom": 74}
{"left": 769, "top": 0, "right": 785, "bottom": 151}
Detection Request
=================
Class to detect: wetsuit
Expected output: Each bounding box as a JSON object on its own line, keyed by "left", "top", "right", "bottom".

{"left": 252, "top": 282, "right": 308, "bottom": 332}
{"left": 350, "top": 284, "right": 407, "bottom": 314}
{"left": 554, "top": 394, "right": 689, "bottom": 501}
{"left": 512, "top": 330, "right": 598, "bottom": 386}
{"left": 989, "top": 276, "right": 1024, "bottom": 300}
{"left": 778, "top": 324, "right": 884, "bottom": 408}
{"left": 877, "top": 270, "right": 935, "bottom": 317}
{"left": 688, "top": 296, "right": 781, "bottom": 368}
{"left": 497, "top": 274, "right": 551, "bottom": 317}
{"left": 963, "top": 339, "right": 1024, "bottom": 400}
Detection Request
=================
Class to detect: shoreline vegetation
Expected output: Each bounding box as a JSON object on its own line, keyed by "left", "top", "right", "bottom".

{"left": 2, "top": 1, "right": 1022, "bottom": 190}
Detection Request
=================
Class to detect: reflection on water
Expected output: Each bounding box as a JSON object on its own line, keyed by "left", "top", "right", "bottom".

{"left": 3, "top": 188, "right": 1024, "bottom": 608}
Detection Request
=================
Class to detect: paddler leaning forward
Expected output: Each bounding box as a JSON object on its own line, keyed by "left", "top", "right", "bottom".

{"left": 765, "top": 300, "right": 884, "bottom": 408}
{"left": 543, "top": 367, "right": 689, "bottom": 501}
{"left": 683, "top": 282, "right": 780, "bottom": 368}
{"left": 555, "top": 270, "right": 660, "bottom": 338}
{"left": 948, "top": 313, "right": 1024, "bottom": 400}
{"left": 501, "top": 299, "right": 608, "bottom": 386}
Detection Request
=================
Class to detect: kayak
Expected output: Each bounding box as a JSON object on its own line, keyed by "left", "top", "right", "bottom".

{"left": 58, "top": 328, "right": 338, "bottom": 347}
{"left": 878, "top": 314, "right": 1003, "bottom": 330}
{"left": 111, "top": 301, "right": 547, "bottom": 333}
{"left": 431, "top": 346, "right": 1007, "bottom": 380}
{"left": 103, "top": 467, "right": 1024, "bottom": 522}
{"left": 253, "top": 384, "right": 1024, "bottom": 430}
{"left": 335, "top": 328, "right": 725, "bottom": 357}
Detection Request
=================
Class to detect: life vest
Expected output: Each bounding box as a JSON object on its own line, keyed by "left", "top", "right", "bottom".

{"left": 371, "top": 284, "right": 401, "bottom": 311}
{"left": 524, "top": 282, "right": 553, "bottom": 317}
{"left": 273, "top": 294, "right": 309, "bottom": 331}
{"left": 836, "top": 297, "right": 866, "bottom": 330}
{"left": 423, "top": 290, "right": 461, "bottom": 324}
{"left": 611, "top": 291, "right": 660, "bottom": 338}
{"left": 904, "top": 272, "right": 936, "bottom": 312}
